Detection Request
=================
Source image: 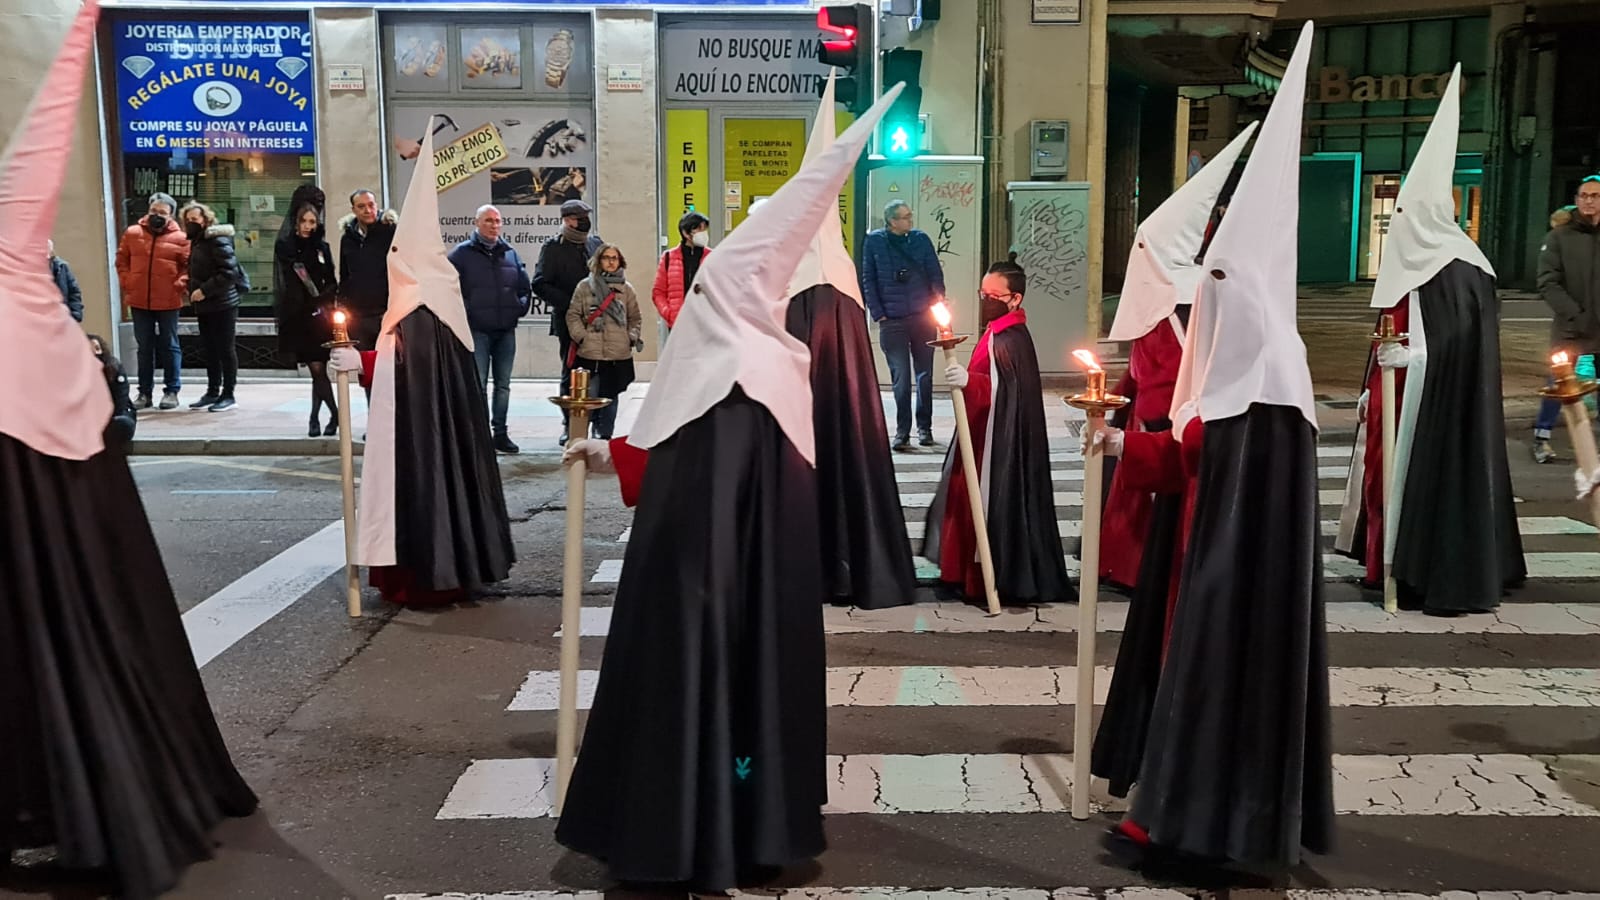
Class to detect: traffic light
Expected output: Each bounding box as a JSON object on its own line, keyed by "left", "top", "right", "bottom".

{"left": 880, "top": 48, "right": 923, "bottom": 159}
{"left": 817, "top": 4, "right": 874, "bottom": 114}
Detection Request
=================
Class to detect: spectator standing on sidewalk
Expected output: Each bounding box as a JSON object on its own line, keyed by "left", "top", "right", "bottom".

{"left": 339, "top": 189, "right": 398, "bottom": 351}
{"left": 180, "top": 201, "right": 248, "bottom": 412}
{"left": 532, "top": 198, "right": 603, "bottom": 444}
{"left": 1533, "top": 177, "right": 1600, "bottom": 463}
{"left": 449, "top": 204, "right": 532, "bottom": 454}
{"left": 275, "top": 197, "right": 341, "bottom": 438}
{"left": 114, "top": 192, "right": 189, "bottom": 410}
{"left": 566, "top": 242, "right": 641, "bottom": 440}
{"left": 860, "top": 200, "right": 945, "bottom": 450}
{"left": 651, "top": 210, "right": 710, "bottom": 335}
{"left": 48, "top": 240, "right": 83, "bottom": 322}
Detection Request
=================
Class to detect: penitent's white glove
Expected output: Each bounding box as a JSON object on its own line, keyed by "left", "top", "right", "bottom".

{"left": 1081, "top": 424, "right": 1124, "bottom": 458}
{"left": 1575, "top": 466, "right": 1600, "bottom": 502}
{"left": 330, "top": 346, "right": 363, "bottom": 374}
{"left": 1377, "top": 342, "right": 1410, "bottom": 369}
{"left": 945, "top": 362, "right": 968, "bottom": 389}
{"left": 563, "top": 438, "right": 614, "bottom": 474}
{"left": 1356, "top": 389, "right": 1370, "bottom": 422}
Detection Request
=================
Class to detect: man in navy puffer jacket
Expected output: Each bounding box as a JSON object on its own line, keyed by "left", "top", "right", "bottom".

{"left": 860, "top": 200, "right": 946, "bottom": 449}
{"left": 449, "top": 204, "right": 532, "bottom": 453}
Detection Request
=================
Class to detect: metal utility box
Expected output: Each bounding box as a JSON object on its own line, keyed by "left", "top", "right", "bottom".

{"left": 1029, "top": 120, "right": 1070, "bottom": 179}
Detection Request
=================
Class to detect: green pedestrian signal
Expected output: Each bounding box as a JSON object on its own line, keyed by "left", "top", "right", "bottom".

{"left": 887, "top": 122, "right": 915, "bottom": 158}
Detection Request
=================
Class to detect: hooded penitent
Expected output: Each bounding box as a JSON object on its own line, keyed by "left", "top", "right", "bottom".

{"left": 355, "top": 117, "right": 512, "bottom": 602}
{"left": 779, "top": 71, "right": 916, "bottom": 609}
{"left": 555, "top": 84, "right": 904, "bottom": 891}
{"left": 1108, "top": 121, "right": 1259, "bottom": 344}
{"left": 1126, "top": 20, "right": 1336, "bottom": 868}
{"left": 1095, "top": 121, "right": 1260, "bottom": 593}
{"left": 629, "top": 84, "right": 904, "bottom": 465}
{"left": 1334, "top": 64, "right": 1524, "bottom": 611}
{"left": 0, "top": 3, "right": 259, "bottom": 896}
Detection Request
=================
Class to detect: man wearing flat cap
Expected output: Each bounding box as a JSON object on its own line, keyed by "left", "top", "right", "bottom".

{"left": 533, "top": 198, "right": 605, "bottom": 443}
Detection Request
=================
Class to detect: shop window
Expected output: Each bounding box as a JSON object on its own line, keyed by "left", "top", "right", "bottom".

{"left": 107, "top": 12, "right": 318, "bottom": 318}
{"left": 381, "top": 14, "right": 595, "bottom": 320}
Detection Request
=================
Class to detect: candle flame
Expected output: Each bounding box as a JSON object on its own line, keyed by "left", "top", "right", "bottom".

{"left": 1552, "top": 351, "right": 1570, "bottom": 367}
{"left": 333, "top": 309, "right": 348, "bottom": 325}
{"left": 1071, "top": 349, "right": 1101, "bottom": 373}
{"left": 930, "top": 301, "right": 951, "bottom": 328}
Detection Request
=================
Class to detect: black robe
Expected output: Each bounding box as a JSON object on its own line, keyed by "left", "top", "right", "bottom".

{"left": 1130, "top": 404, "right": 1334, "bottom": 868}
{"left": 0, "top": 434, "right": 258, "bottom": 900}
{"left": 922, "top": 316, "right": 1072, "bottom": 606}
{"left": 377, "top": 306, "right": 514, "bottom": 600}
{"left": 1091, "top": 415, "right": 1180, "bottom": 799}
{"left": 1366, "top": 261, "right": 1525, "bottom": 612}
{"left": 785, "top": 283, "right": 916, "bottom": 608}
{"left": 555, "top": 388, "right": 827, "bottom": 890}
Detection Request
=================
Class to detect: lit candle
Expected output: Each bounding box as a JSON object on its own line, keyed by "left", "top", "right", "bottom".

{"left": 330, "top": 308, "right": 350, "bottom": 345}
{"left": 930, "top": 300, "right": 954, "bottom": 342}
{"left": 1552, "top": 351, "right": 1577, "bottom": 384}
{"left": 1072, "top": 348, "right": 1105, "bottom": 400}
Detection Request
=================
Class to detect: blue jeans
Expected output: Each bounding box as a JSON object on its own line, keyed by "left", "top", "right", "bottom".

{"left": 473, "top": 327, "right": 517, "bottom": 435}
{"left": 131, "top": 307, "right": 181, "bottom": 396}
{"left": 879, "top": 314, "right": 936, "bottom": 440}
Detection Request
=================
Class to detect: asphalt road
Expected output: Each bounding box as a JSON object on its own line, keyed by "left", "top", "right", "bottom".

{"left": 6, "top": 403, "right": 1598, "bottom": 900}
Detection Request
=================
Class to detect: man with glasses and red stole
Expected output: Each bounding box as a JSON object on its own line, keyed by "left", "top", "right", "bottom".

{"left": 922, "top": 257, "right": 1072, "bottom": 608}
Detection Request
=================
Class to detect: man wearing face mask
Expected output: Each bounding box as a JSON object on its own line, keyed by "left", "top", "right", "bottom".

{"left": 922, "top": 257, "right": 1071, "bottom": 608}
{"left": 652, "top": 210, "right": 711, "bottom": 336}
{"left": 861, "top": 199, "right": 945, "bottom": 450}
{"left": 533, "top": 198, "right": 604, "bottom": 443}
{"left": 114, "top": 192, "right": 190, "bottom": 410}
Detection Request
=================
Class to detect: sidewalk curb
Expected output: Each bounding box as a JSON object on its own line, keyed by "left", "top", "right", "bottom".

{"left": 129, "top": 429, "right": 1365, "bottom": 457}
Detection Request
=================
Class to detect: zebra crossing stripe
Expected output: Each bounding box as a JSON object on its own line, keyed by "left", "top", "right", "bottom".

{"left": 894, "top": 466, "right": 1352, "bottom": 485}
{"left": 623, "top": 517, "right": 1596, "bottom": 544}
{"left": 590, "top": 551, "right": 1599, "bottom": 584}
{"left": 390, "top": 883, "right": 1600, "bottom": 890}
{"left": 897, "top": 490, "right": 1353, "bottom": 508}
{"left": 505, "top": 666, "right": 1600, "bottom": 712}
{"left": 433, "top": 752, "right": 1600, "bottom": 819}
{"left": 554, "top": 602, "right": 1600, "bottom": 638}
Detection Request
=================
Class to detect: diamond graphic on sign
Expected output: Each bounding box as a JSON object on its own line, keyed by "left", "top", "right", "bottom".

{"left": 193, "top": 81, "right": 243, "bottom": 118}
{"left": 122, "top": 56, "right": 155, "bottom": 79}
{"left": 276, "top": 57, "right": 308, "bottom": 80}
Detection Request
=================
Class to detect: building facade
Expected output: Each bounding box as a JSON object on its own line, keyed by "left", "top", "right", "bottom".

{"left": 6, "top": 0, "right": 1594, "bottom": 377}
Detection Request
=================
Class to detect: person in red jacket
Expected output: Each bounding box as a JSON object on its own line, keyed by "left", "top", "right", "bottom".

{"left": 652, "top": 210, "right": 710, "bottom": 334}
{"left": 114, "top": 191, "right": 190, "bottom": 409}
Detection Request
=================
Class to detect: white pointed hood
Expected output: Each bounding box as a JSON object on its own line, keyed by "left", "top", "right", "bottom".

{"left": 1172, "top": 20, "right": 1318, "bottom": 430}
{"left": 1108, "top": 121, "right": 1258, "bottom": 342}
{"left": 1369, "top": 65, "right": 1492, "bottom": 308}
{"left": 784, "top": 71, "right": 865, "bottom": 308}
{"left": 629, "top": 83, "right": 905, "bottom": 464}
{"left": 383, "top": 117, "right": 474, "bottom": 350}
{"left": 0, "top": 0, "right": 111, "bottom": 460}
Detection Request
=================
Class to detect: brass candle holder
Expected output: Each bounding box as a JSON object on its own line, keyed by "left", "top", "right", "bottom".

{"left": 1372, "top": 312, "right": 1408, "bottom": 348}
{"left": 1064, "top": 350, "right": 1130, "bottom": 416}
{"left": 549, "top": 368, "right": 613, "bottom": 423}
{"left": 1540, "top": 352, "right": 1599, "bottom": 404}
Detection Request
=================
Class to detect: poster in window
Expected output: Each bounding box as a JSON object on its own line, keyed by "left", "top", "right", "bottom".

{"left": 389, "top": 105, "right": 595, "bottom": 290}
{"left": 460, "top": 27, "right": 522, "bottom": 89}
{"left": 391, "top": 24, "right": 448, "bottom": 92}
{"left": 531, "top": 24, "right": 590, "bottom": 96}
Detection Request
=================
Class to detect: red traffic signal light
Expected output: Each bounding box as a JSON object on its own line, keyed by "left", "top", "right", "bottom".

{"left": 818, "top": 5, "right": 861, "bottom": 69}
{"left": 816, "top": 4, "right": 874, "bottom": 113}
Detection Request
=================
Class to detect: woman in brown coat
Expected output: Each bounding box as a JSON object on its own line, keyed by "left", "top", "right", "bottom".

{"left": 566, "top": 242, "right": 641, "bottom": 439}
